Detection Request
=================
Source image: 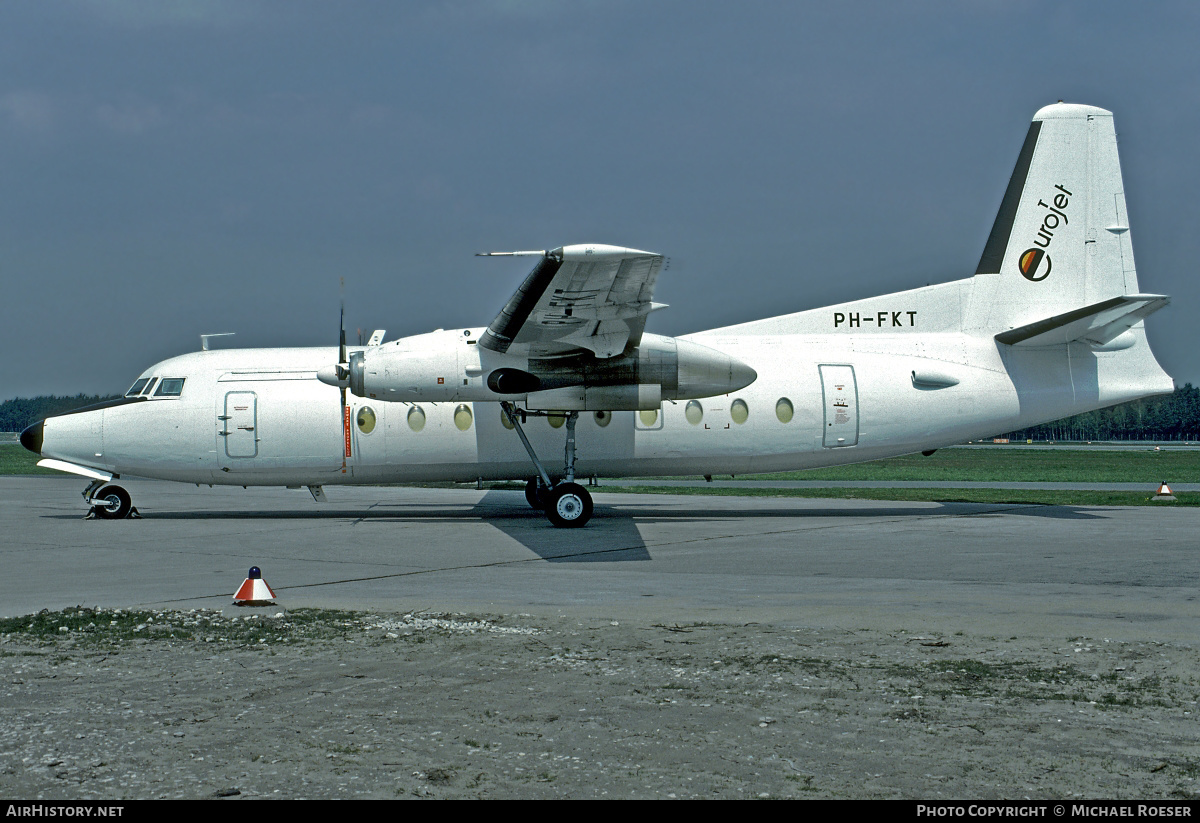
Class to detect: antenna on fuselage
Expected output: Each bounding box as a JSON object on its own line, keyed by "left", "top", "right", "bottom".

{"left": 200, "top": 333, "right": 235, "bottom": 351}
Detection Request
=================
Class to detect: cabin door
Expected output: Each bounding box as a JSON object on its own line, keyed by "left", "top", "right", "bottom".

{"left": 820, "top": 365, "right": 858, "bottom": 448}
{"left": 221, "top": 391, "right": 259, "bottom": 459}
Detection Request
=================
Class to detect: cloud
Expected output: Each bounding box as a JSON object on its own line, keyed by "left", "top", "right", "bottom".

{"left": 95, "top": 99, "right": 166, "bottom": 135}
{"left": 70, "top": 0, "right": 260, "bottom": 29}
{"left": 0, "top": 91, "right": 57, "bottom": 132}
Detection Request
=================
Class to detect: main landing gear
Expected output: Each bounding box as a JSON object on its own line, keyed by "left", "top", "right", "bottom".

{"left": 82, "top": 480, "right": 138, "bottom": 520}
{"left": 502, "top": 402, "right": 593, "bottom": 528}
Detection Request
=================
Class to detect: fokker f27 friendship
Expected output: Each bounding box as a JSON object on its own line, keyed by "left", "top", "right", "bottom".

{"left": 20, "top": 103, "right": 1173, "bottom": 527}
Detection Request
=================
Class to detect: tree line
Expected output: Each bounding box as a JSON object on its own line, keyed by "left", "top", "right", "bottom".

{"left": 3, "top": 385, "right": 1199, "bottom": 442}
{"left": 997, "top": 383, "right": 1200, "bottom": 442}
{"left": 0, "top": 395, "right": 121, "bottom": 433}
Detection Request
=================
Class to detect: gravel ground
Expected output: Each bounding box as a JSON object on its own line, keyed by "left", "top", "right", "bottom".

{"left": 0, "top": 607, "right": 1197, "bottom": 800}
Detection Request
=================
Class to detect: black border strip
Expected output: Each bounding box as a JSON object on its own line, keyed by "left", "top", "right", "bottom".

{"left": 975, "top": 120, "right": 1042, "bottom": 275}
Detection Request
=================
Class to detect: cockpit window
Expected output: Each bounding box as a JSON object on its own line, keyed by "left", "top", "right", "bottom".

{"left": 126, "top": 378, "right": 149, "bottom": 397}
{"left": 140, "top": 378, "right": 158, "bottom": 396}
{"left": 154, "top": 378, "right": 186, "bottom": 397}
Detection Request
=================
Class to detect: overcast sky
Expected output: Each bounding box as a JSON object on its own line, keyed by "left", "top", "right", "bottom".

{"left": 2, "top": 0, "right": 1198, "bottom": 399}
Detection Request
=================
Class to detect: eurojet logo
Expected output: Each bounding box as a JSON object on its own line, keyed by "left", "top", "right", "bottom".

{"left": 1017, "top": 184, "right": 1072, "bottom": 282}
{"left": 1018, "top": 247, "right": 1051, "bottom": 281}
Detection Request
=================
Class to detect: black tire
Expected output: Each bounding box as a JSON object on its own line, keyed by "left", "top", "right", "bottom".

{"left": 93, "top": 485, "right": 132, "bottom": 520}
{"left": 545, "top": 483, "right": 593, "bottom": 528}
{"left": 524, "top": 478, "right": 548, "bottom": 510}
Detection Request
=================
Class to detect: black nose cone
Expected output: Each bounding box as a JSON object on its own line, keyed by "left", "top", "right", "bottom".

{"left": 19, "top": 421, "right": 43, "bottom": 455}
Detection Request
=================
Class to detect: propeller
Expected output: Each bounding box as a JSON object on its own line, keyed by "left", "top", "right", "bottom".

{"left": 316, "top": 281, "right": 353, "bottom": 472}
{"left": 338, "top": 281, "right": 351, "bottom": 472}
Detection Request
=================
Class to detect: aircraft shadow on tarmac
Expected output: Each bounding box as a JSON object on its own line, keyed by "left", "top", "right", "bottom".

{"left": 472, "top": 491, "right": 652, "bottom": 563}
{"left": 42, "top": 490, "right": 1111, "bottom": 565}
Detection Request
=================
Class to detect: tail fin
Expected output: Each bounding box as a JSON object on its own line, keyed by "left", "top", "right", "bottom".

{"left": 969, "top": 103, "right": 1155, "bottom": 333}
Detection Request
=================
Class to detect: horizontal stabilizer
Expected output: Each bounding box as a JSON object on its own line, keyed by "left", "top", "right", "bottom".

{"left": 994, "top": 294, "right": 1169, "bottom": 347}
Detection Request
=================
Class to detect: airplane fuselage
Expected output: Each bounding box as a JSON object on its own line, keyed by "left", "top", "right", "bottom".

{"left": 38, "top": 296, "right": 1164, "bottom": 490}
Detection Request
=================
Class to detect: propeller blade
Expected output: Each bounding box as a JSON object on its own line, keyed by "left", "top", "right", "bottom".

{"left": 339, "top": 278, "right": 348, "bottom": 368}
{"left": 339, "top": 278, "right": 350, "bottom": 472}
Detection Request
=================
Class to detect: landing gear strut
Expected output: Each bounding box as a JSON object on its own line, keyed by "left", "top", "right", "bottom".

{"left": 502, "top": 402, "right": 593, "bottom": 528}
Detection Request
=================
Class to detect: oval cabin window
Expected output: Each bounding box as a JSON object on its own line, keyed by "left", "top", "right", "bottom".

{"left": 454, "top": 404, "right": 473, "bottom": 431}
{"left": 407, "top": 406, "right": 426, "bottom": 432}
{"left": 356, "top": 406, "right": 377, "bottom": 434}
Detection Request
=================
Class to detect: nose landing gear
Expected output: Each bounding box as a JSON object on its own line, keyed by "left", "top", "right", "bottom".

{"left": 502, "top": 402, "right": 593, "bottom": 528}
{"left": 82, "top": 481, "right": 138, "bottom": 520}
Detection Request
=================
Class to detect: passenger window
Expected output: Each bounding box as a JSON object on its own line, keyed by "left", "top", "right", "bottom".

{"left": 155, "top": 378, "right": 185, "bottom": 397}
{"left": 407, "top": 406, "right": 426, "bottom": 432}
{"left": 453, "top": 404, "right": 473, "bottom": 431}
{"left": 140, "top": 378, "right": 158, "bottom": 396}
{"left": 126, "top": 378, "right": 149, "bottom": 397}
{"left": 356, "top": 406, "right": 377, "bottom": 434}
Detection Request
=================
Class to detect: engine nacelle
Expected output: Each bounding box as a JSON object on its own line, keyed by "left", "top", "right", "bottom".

{"left": 340, "top": 328, "right": 756, "bottom": 408}
{"left": 347, "top": 329, "right": 469, "bottom": 402}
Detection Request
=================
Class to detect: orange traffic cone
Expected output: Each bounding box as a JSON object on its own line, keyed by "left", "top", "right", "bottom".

{"left": 233, "top": 566, "right": 277, "bottom": 605}
{"left": 1152, "top": 482, "right": 1177, "bottom": 501}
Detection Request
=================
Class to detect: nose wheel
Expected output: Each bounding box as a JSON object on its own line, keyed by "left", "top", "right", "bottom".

{"left": 85, "top": 484, "right": 135, "bottom": 520}
{"left": 503, "top": 402, "right": 594, "bottom": 528}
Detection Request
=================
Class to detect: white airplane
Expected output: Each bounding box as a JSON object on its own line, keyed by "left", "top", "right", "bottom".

{"left": 20, "top": 102, "right": 1172, "bottom": 527}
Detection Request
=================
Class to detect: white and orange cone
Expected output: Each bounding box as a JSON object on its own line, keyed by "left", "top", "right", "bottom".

{"left": 1152, "top": 482, "right": 1177, "bottom": 501}
{"left": 233, "top": 566, "right": 277, "bottom": 605}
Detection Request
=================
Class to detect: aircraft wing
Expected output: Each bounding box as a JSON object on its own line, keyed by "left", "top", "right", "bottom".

{"left": 477, "top": 244, "right": 666, "bottom": 358}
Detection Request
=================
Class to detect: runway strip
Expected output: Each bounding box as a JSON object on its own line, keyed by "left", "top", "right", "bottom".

{"left": 3, "top": 477, "right": 1196, "bottom": 643}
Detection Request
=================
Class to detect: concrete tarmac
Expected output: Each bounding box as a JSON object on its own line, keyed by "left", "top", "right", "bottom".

{"left": 2, "top": 477, "right": 1196, "bottom": 643}
{"left": 604, "top": 478, "right": 1200, "bottom": 491}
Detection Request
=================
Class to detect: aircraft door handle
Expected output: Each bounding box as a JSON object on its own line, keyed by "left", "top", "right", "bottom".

{"left": 217, "top": 415, "right": 231, "bottom": 420}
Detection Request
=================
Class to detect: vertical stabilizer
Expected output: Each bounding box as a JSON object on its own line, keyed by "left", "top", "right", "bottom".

{"left": 969, "top": 103, "right": 1141, "bottom": 333}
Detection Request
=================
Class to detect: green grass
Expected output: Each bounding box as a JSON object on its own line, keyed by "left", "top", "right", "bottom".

{"left": 8, "top": 444, "right": 1196, "bottom": 482}
{"left": 8, "top": 442, "right": 1195, "bottom": 506}
{"left": 0, "top": 606, "right": 367, "bottom": 646}
{"left": 729, "top": 447, "right": 1200, "bottom": 483}
{"left": 0, "top": 446, "right": 60, "bottom": 475}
